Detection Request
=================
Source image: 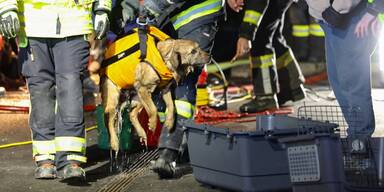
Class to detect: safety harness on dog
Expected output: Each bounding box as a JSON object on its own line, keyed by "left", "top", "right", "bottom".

{"left": 102, "top": 26, "right": 173, "bottom": 89}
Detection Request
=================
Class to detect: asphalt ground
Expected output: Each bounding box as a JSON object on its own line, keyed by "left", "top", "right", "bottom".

{"left": 1, "top": 83, "right": 384, "bottom": 192}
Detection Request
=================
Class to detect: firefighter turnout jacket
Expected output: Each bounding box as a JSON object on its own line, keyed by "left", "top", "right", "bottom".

{"left": 0, "top": 0, "right": 111, "bottom": 47}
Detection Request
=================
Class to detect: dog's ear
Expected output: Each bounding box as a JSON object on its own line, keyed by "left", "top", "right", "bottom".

{"left": 157, "top": 39, "right": 182, "bottom": 82}
{"left": 157, "top": 39, "right": 175, "bottom": 59}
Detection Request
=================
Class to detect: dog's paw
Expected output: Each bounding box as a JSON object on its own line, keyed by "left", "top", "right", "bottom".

{"left": 139, "top": 137, "right": 148, "bottom": 147}
{"left": 163, "top": 120, "right": 175, "bottom": 132}
{"left": 148, "top": 119, "right": 157, "bottom": 132}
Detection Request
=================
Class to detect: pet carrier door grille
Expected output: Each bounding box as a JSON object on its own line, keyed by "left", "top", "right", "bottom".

{"left": 288, "top": 144, "right": 320, "bottom": 183}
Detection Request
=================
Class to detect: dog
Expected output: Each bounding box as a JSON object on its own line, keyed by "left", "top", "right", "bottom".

{"left": 98, "top": 36, "right": 210, "bottom": 153}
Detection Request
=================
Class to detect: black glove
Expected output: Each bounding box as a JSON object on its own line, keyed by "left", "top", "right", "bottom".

{"left": 322, "top": 6, "right": 349, "bottom": 29}
{"left": 0, "top": 11, "right": 19, "bottom": 38}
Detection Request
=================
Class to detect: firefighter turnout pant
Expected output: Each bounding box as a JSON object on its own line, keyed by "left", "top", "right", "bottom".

{"left": 20, "top": 36, "right": 89, "bottom": 169}
{"left": 157, "top": 23, "right": 217, "bottom": 154}
{"left": 288, "top": 0, "right": 325, "bottom": 62}
{"left": 250, "top": 0, "right": 304, "bottom": 98}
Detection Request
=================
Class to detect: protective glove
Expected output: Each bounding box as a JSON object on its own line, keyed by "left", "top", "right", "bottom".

{"left": 94, "top": 11, "right": 109, "bottom": 40}
{"left": 143, "top": 0, "right": 162, "bottom": 18}
{"left": 121, "top": 0, "right": 139, "bottom": 24}
{"left": 322, "top": 6, "right": 349, "bottom": 29}
{"left": 0, "top": 11, "right": 19, "bottom": 38}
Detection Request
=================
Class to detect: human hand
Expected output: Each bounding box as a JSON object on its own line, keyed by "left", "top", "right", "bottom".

{"left": 354, "top": 12, "right": 376, "bottom": 38}
{"left": 94, "top": 11, "right": 109, "bottom": 40}
{"left": 0, "top": 11, "right": 19, "bottom": 38}
{"left": 231, "top": 37, "right": 251, "bottom": 62}
{"left": 227, "top": 0, "right": 244, "bottom": 12}
{"left": 121, "top": 0, "right": 139, "bottom": 24}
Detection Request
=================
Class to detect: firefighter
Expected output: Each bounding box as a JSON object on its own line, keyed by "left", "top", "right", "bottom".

{"left": 117, "top": 0, "right": 223, "bottom": 178}
{"left": 0, "top": 0, "right": 111, "bottom": 180}
{"left": 288, "top": 0, "right": 325, "bottom": 63}
{"left": 232, "top": 0, "right": 306, "bottom": 113}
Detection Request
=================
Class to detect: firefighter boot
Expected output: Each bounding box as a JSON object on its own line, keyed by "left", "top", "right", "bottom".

{"left": 34, "top": 163, "right": 57, "bottom": 179}
{"left": 278, "top": 85, "right": 306, "bottom": 106}
{"left": 239, "top": 94, "right": 279, "bottom": 113}
{"left": 60, "top": 163, "right": 85, "bottom": 181}
{"left": 151, "top": 148, "right": 179, "bottom": 179}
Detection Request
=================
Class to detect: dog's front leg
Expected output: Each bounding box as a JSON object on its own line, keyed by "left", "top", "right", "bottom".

{"left": 137, "top": 86, "right": 158, "bottom": 132}
{"left": 129, "top": 99, "right": 147, "bottom": 146}
{"left": 162, "top": 89, "right": 175, "bottom": 132}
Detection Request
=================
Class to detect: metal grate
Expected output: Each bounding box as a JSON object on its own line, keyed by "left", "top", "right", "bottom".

{"left": 288, "top": 145, "right": 320, "bottom": 183}
{"left": 97, "top": 149, "right": 159, "bottom": 192}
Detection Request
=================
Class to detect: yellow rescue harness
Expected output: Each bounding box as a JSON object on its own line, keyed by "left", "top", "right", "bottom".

{"left": 102, "top": 26, "right": 172, "bottom": 89}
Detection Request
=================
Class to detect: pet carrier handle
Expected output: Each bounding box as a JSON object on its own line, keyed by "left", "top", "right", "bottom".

{"left": 277, "top": 135, "right": 316, "bottom": 143}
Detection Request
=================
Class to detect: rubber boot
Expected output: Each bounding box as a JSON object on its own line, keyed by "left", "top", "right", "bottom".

{"left": 239, "top": 94, "right": 279, "bottom": 113}
{"left": 277, "top": 85, "right": 306, "bottom": 106}
{"left": 34, "top": 163, "right": 57, "bottom": 179}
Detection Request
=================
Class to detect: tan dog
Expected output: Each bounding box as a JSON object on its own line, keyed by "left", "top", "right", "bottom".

{"left": 100, "top": 39, "right": 210, "bottom": 153}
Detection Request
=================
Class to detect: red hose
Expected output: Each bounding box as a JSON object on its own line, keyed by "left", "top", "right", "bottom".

{"left": 0, "top": 104, "right": 97, "bottom": 113}
{"left": 195, "top": 106, "right": 293, "bottom": 125}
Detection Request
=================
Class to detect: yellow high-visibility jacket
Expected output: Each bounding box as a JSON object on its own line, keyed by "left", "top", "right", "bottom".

{"left": 0, "top": 0, "right": 111, "bottom": 42}
{"left": 103, "top": 26, "right": 173, "bottom": 89}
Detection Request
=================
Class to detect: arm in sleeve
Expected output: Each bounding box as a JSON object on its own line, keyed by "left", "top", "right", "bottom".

{"left": 238, "top": 0, "right": 267, "bottom": 40}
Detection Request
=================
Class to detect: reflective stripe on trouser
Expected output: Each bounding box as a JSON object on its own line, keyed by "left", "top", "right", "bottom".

{"left": 158, "top": 23, "right": 217, "bottom": 151}
{"left": 309, "top": 24, "right": 324, "bottom": 37}
{"left": 287, "top": 1, "right": 309, "bottom": 59}
{"left": 33, "top": 140, "right": 56, "bottom": 162}
{"left": 318, "top": 12, "right": 376, "bottom": 138}
{"left": 251, "top": 54, "right": 277, "bottom": 95}
{"left": 308, "top": 18, "right": 325, "bottom": 60}
{"left": 22, "top": 36, "right": 89, "bottom": 169}
{"left": 292, "top": 25, "right": 309, "bottom": 37}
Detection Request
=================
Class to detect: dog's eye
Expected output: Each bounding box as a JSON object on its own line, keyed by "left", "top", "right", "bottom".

{"left": 190, "top": 49, "right": 197, "bottom": 54}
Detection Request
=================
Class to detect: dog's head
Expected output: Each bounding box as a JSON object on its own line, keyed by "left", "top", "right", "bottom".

{"left": 157, "top": 39, "right": 210, "bottom": 82}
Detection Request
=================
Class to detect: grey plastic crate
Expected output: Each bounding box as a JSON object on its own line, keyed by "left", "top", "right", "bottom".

{"left": 183, "top": 115, "right": 338, "bottom": 192}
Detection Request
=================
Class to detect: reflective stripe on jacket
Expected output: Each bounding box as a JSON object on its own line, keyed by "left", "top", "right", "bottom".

{"left": 170, "top": 0, "right": 223, "bottom": 30}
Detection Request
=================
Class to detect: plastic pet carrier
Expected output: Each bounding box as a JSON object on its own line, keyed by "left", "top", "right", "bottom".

{"left": 183, "top": 115, "right": 338, "bottom": 192}
{"left": 280, "top": 105, "right": 384, "bottom": 192}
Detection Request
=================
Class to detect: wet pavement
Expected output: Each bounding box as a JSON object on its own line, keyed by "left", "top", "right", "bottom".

{"left": 1, "top": 83, "right": 384, "bottom": 192}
